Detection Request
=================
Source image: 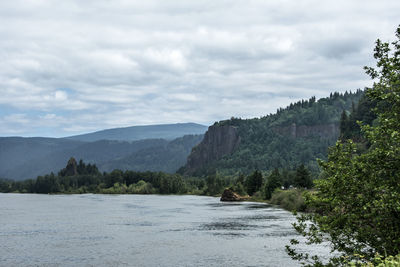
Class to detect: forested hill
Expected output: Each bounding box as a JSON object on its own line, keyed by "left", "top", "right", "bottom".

{"left": 0, "top": 134, "right": 203, "bottom": 181}
{"left": 180, "top": 90, "right": 364, "bottom": 177}
{"left": 66, "top": 123, "right": 207, "bottom": 142}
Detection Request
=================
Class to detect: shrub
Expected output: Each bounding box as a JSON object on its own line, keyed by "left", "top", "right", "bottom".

{"left": 269, "top": 189, "right": 307, "bottom": 212}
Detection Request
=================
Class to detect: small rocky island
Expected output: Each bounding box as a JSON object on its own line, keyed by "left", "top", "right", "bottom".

{"left": 220, "top": 188, "right": 249, "bottom": 201}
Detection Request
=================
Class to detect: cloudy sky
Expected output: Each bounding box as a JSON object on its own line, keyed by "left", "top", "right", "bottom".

{"left": 0, "top": 0, "right": 399, "bottom": 137}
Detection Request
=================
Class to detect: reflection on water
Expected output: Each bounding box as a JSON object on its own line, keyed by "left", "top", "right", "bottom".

{"left": 0, "top": 194, "right": 328, "bottom": 266}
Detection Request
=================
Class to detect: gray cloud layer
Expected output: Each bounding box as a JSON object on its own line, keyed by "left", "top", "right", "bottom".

{"left": 0, "top": 0, "right": 399, "bottom": 137}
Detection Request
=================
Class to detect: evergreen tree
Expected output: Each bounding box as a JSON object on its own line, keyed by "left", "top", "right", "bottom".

{"left": 281, "top": 169, "right": 295, "bottom": 189}
{"left": 205, "top": 173, "right": 224, "bottom": 195}
{"left": 287, "top": 25, "right": 400, "bottom": 266}
{"left": 264, "top": 168, "right": 282, "bottom": 199}
{"left": 294, "top": 164, "right": 312, "bottom": 188}
{"left": 59, "top": 157, "right": 78, "bottom": 177}
{"left": 246, "top": 170, "right": 263, "bottom": 195}
{"left": 339, "top": 110, "right": 349, "bottom": 140}
{"left": 77, "top": 159, "right": 86, "bottom": 175}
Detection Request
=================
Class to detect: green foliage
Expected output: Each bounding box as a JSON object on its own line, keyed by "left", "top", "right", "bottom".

{"left": 103, "top": 134, "right": 204, "bottom": 173}
{"left": 59, "top": 157, "right": 100, "bottom": 177}
{"left": 269, "top": 189, "right": 307, "bottom": 212}
{"left": 104, "top": 169, "right": 124, "bottom": 187}
{"left": 281, "top": 169, "right": 296, "bottom": 189}
{"left": 159, "top": 174, "right": 187, "bottom": 194}
{"left": 100, "top": 182, "right": 128, "bottom": 194}
{"left": 99, "top": 181, "right": 157, "bottom": 194}
{"left": 192, "top": 90, "right": 363, "bottom": 178}
{"left": 184, "top": 177, "right": 207, "bottom": 195}
{"left": 0, "top": 178, "right": 13, "bottom": 192}
{"left": 265, "top": 168, "right": 282, "bottom": 199}
{"left": 287, "top": 25, "right": 400, "bottom": 266}
{"left": 245, "top": 170, "right": 263, "bottom": 196}
{"left": 205, "top": 173, "right": 226, "bottom": 195}
{"left": 127, "top": 180, "right": 156, "bottom": 194}
{"left": 348, "top": 254, "right": 400, "bottom": 267}
{"left": 294, "top": 164, "right": 313, "bottom": 188}
{"left": 35, "top": 173, "right": 60, "bottom": 194}
{"left": 0, "top": 134, "right": 203, "bottom": 181}
{"left": 77, "top": 159, "right": 100, "bottom": 176}
{"left": 0, "top": 159, "right": 206, "bottom": 195}
{"left": 339, "top": 95, "right": 377, "bottom": 142}
{"left": 231, "top": 182, "right": 247, "bottom": 196}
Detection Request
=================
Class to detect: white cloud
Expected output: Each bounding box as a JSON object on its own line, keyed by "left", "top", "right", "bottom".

{"left": 0, "top": 0, "right": 399, "bottom": 137}
{"left": 143, "top": 48, "right": 187, "bottom": 71}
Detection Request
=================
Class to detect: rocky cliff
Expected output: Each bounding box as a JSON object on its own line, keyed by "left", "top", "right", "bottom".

{"left": 181, "top": 122, "right": 340, "bottom": 176}
{"left": 180, "top": 91, "right": 362, "bottom": 177}
{"left": 274, "top": 123, "right": 340, "bottom": 140}
{"left": 183, "top": 125, "right": 241, "bottom": 175}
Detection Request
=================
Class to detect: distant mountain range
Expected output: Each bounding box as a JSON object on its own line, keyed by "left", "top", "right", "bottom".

{"left": 0, "top": 123, "right": 207, "bottom": 181}
{"left": 66, "top": 123, "right": 208, "bottom": 142}
{"left": 1, "top": 92, "right": 368, "bottom": 182}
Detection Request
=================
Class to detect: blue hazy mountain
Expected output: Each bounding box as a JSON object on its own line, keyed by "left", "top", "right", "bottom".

{"left": 0, "top": 123, "right": 207, "bottom": 180}
{"left": 66, "top": 123, "right": 208, "bottom": 142}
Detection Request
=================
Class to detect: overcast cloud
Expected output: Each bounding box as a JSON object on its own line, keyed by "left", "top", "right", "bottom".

{"left": 0, "top": 0, "right": 399, "bottom": 137}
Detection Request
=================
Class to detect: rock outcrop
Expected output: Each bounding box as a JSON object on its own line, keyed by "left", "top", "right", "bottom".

{"left": 183, "top": 125, "right": 241, "bottom": 175}
{"left": 220, "top": 188, "right": 248, "bottom": 201}
{"left": 274, "top": 123, "right": 340, "bottom": 139}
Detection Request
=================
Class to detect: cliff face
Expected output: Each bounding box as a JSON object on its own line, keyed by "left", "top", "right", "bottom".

{"left": 182, "top": 122, "right": 340, "bottom": 176}
{"left": 180, "top": 92, "right": 362, "bottom": 176}
{"left": 274, "top": 123, "right": 339, "bottom": 140}
{"left": 183, "top": 125, "right": 241, "bottom": 175}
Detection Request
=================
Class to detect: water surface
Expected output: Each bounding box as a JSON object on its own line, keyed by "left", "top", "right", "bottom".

{"left": 0, "top": 194, "right": 326, "bottom": 266}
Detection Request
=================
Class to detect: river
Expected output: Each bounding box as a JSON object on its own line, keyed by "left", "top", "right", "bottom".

{"left": 0, "top": 194, "right": 329, "bottom": 266}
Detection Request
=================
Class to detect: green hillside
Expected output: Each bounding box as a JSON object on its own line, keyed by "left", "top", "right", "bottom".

{"left": 181, "top": 90, "right": 364, "bottom": 177}
{"left": 99, "top": 134, "right": 204, "bottom": 173}
{"left": 0, "top": 135, "right": 203, "bottom": 181}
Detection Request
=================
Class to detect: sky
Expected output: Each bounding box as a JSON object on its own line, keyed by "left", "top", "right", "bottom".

{"left": 0, "top": 0, "right": 399, "bottom": 137}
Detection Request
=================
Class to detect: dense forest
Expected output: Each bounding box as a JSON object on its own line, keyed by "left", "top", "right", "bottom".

{"left": 1, "top": 90, "right": 363, "bottom": 202}
{"left": 286, "top": 25, "right": 400, "bottom": 266}
{"left": 0, "top": 157, "right": 203, "bottom": 195}
{"left": 0, "top": 155, "right": 313, "bottom": 204}
{"left": 0, "top": 134, "right": 203, "bottom": 181}
{"left": 0, "top": 86, "right": 366, "bottom": 203}
{"left": 181, "top": 90, "right": 364, "bottom": 177}
{"left": 101, "top": 134, "right": 204, "bottom": 173}
{"left": 2, "top": 24, "right": 399, "bottom": 267}
{"left": 339, "top": 93, "right": 377, "bottom": 142}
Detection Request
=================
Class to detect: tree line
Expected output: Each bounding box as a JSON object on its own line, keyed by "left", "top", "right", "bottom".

{"left": 0, "top": 156, "right": 312, "bottom": 200}
{"left": 286, "top": 25, "right": 400, "bottom": 266}
{"left": 189, "top": 89, "right": 364, "bottom": 178}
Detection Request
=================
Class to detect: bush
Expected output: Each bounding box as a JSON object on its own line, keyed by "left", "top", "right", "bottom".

{"left": 100, "top": 182, "right": 127, "bottom": 194}
{"left": 269, "top": 189, "right": 307, "bottom": 212}
{"left": 231, "top": 182, "right": 246, "bottom": 196}
{"left": 348, "top": 254, "right": 400, "bottom": 267}
{"left": 127, "top": 180, "right": 156, "bottom": 194}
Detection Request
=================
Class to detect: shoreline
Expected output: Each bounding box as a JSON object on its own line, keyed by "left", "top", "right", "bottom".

{"left": 0, "top": 191, "right": 301, "bottom": 212}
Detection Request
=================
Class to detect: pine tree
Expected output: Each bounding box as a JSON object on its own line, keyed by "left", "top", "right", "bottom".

{"left": 246, "top": 170, "right": 263, "bottom": 195}
{"left": 265, "top": 168, "right": 282, "bottom": 199}
{"left": 294, "top": 164, "right": 312, "bottom": 188}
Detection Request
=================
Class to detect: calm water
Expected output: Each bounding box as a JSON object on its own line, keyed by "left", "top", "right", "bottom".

{"left": 0, "top": 194, "right": 328, "bottom": 266}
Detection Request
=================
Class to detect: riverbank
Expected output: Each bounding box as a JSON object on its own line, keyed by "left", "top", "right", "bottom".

{"left": 1, "top": 186, "right": 308, "bottom": 212}
{"left": 237, "top": 189, "right": 307, "bottom": 212}
{"left": 217, "top": 187, "right": 308, "bottom": 212}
